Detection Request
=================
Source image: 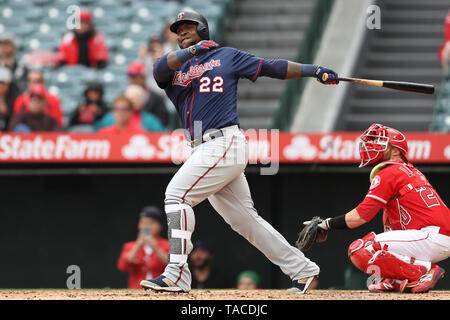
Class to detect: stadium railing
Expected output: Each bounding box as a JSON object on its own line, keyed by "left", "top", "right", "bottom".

{"left": 429, "top": 64, "right": 450, "bottom": 133}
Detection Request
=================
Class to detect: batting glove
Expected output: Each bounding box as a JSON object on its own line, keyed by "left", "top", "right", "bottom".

{"left": 315, "top": 66, "right": 339, "bottom": 85}
{"left": 188, "top": 40, "right": 219, "bottom": 56}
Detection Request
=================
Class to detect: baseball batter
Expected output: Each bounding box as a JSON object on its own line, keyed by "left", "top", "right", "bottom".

{"left": 303, "top": 123, "right": 450, "bottom": 293}
{"left": 139, "top": 10, "right": 339, "bottom": 293}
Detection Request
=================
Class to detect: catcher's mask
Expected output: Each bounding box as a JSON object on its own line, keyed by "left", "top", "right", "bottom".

{"left": 358, "top": 123, "right": 408, "bottom": 168}
{"left": 170, "top": 10, "right": 210, "bottom": 40}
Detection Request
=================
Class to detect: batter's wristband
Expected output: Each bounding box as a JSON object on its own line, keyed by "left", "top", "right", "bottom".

{"left": 301, "top": 64, "right": 319, "bottom": 77}
{"left": 328, "top": 215, "right": 349, "bottom": 230}
{"left": 175, "top": 48, "right": 194, "bottom": 64}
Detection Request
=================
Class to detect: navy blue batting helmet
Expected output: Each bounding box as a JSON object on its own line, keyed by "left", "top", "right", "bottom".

{"left": 170, "top": 10, "right": 210, "bottom": 40}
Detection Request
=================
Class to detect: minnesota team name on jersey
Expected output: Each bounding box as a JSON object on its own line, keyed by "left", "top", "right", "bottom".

{"left": 172, "top": 59, "right": 221, "bottom": 86}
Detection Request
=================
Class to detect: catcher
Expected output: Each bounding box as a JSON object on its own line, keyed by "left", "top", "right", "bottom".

{"left": 297, "top": 123, "right": 450, "bottom": 293}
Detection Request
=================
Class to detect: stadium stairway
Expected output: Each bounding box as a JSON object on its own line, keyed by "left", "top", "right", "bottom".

{"left": 223, "top": 0, "right": 316, "bottom": 129}
{"left": 335, "top": 0, "right": 449, "bottom": 132}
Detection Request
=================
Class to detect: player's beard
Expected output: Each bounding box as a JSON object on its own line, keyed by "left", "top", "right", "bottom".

{"left": 381, "top": 148, "right": 392, "bottom": 162}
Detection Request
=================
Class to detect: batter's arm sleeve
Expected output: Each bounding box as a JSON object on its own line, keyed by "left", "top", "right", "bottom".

{"left": 259, "top": 59, "right": 289, "bottom": 79}
{"left": 153, "top": 54, "right": 174, "bottom": 89}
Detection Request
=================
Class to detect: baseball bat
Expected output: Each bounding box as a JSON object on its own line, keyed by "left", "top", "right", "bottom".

{"left": 335, "top": 76, "right": 435, "bottom": 94}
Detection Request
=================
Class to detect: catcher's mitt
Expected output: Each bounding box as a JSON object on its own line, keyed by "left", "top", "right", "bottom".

{"left": 295, "top": 216, "right": 328, "bottom": 252}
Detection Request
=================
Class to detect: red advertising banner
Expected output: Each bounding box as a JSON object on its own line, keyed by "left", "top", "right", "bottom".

{"left": 0, "top": 131, "right": 449, "bottom": 164}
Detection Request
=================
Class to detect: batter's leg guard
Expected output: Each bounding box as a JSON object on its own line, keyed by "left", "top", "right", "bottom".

{"left": 160, "top": 201, "right": 196, "bottom": 292}
{"left": 348, "top": 232, "right": 428, "bottom": 282}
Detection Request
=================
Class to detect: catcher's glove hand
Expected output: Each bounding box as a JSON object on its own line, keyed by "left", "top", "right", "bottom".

{"left": 295, "top": 216, "right": 329, "bottom": 252}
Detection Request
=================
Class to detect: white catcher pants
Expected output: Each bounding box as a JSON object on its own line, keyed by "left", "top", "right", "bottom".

{"left": 161, "top": 125, "right": 319, "bottom": 291}
{"left": 374, "top": 228, "right": 450, "bottom": 271}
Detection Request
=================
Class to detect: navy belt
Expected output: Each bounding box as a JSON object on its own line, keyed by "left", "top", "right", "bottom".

{"left": 189, "top": 128, "right": 225, "bottom": 148}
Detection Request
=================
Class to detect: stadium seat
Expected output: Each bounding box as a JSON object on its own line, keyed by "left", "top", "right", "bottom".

{"left": 131, "top": 0, "right": 179, "bottom": 21}
{"left": 3, "top": 23, "right": 35, "bottom": 39}
{"left": 96, "top": 21, "right": 128, "bottom": 39}
{"left": 31, "top": 0, "right": 56, "bottom": 6}
{"left": 67, "top": 124, "right": 96, "bottom": 133}
{"left": 24, "top": 34, "right": 60, "bottom": 51}
{"left": 59, "top": 94, "right": 79, "bottom": 115}
{"left": 117, "top": 37, "right": 142, "bottom": 61}
{"left": 126, "top": 21, "right": 162, "bottom": 42}
{"left": 24, "top": 7, "right": 45, "bottom": 21}
{"left": 91, "top": 3, "right": 132, "bottom": 21}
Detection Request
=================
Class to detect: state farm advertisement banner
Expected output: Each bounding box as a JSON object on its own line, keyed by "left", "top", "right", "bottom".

{"left": 0, "top": 131, "right": 449, "bottom": 164}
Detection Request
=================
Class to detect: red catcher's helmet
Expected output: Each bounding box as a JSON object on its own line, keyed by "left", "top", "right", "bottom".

{"left": 358, "top": 123, "right": 408, "bottom": 167}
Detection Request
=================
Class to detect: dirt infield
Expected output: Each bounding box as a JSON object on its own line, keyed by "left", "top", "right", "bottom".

{"left": 1, "top": 289, "right": 449, "bottom": 300}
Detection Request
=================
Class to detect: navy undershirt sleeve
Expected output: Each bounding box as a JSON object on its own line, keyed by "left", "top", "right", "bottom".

{"left": 259, "top": 59, "right": 288, "bottom": 79}
{"left": 153, "top": 53, "right": 174, "bottom": 88}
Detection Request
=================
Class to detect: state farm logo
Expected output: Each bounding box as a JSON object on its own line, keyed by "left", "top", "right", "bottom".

{"left": 283, "top": 135, "right": 317, "bottom": 160}
{"left": 407, "top": 140, "right": 431, "bottom": 160}
{"left": 121, "top": 135, "right": 156, "bottom": 160}
{"left": 283, "top": 135, "right": 360, "bottom": 161}
{"left": 0, "top": 135, "right": 110, "bottom": 160}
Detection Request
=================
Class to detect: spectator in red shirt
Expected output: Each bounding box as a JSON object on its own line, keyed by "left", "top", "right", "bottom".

{"left": 8, "top": 84, "right": 60, "bottom": 132}
{"left": 13, "top": 69, "right": 64, "bottom": 127}
{"left": 57, "top": 10, "right": 109, "bottom": 69}
{"left": 438, "top": 9, "right": 450, "bottom": 73}
{"left": 97, "top": 94, "right": 146, "bottom": 134}
{"left": 117, "top": 206, "right": 169, "bottom": 289}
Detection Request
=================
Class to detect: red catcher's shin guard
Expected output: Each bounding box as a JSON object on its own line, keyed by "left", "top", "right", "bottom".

{"left": 368, "top": 251, "right": 428, "bottom": 282}
{"left": 348, "top": 232, "right": 427, "bottom": 282}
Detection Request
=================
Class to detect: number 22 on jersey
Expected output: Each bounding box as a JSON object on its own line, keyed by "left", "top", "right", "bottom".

{"left": 199, "top": 76, "right": 224, "bottom": 93}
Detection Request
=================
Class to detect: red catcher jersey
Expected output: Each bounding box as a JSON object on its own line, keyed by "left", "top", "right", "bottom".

{"left": 357, "top": 160, "right": 450, "bottom": 236}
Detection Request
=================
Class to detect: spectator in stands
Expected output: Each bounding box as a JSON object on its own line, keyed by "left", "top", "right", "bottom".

{"left": 138, "top": 35, "right": 167, "bottom": 98}
{"left": 188, "top": 240, "right": 232, "bottom": 289}
{"left": 0, "top": 67, "right": 20, "bottom": 131}
{"left": 95, "top": 85, "right": 165, "bottom": 132}
{"left": 97, "top": 95, "right": 146, "bottom": 134}
{"left": 236, "top": 270, "right": 260, "bottom": 289}
{"left": 57, "top": 9, "right": 109, "bottom": 69}
{"left": 127, "top": 61, "right": 169, "bottom": 126}
{"left": 8, "top": 84, "right": 60, "bottom": 132}
{"left": 439, "top": 9, "right": 450, "bottom": 73}
{"left": 13, "top": 69, "right": 64, "bottom": 127}
{"left": 0, "top": 33, "right": 28, "bottom": 93}
{"left": 117, "top": 206, "right": 169, "bottom": 289}
{"left": 69, "top": 81, "right": 108, "bottom": 128}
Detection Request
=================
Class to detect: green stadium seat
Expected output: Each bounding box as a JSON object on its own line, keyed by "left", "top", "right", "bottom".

{"left": 96, "top": 21, "right": 128, "bottom": 38}
{"left": 18, "top": 6, "right": 44, "bottom": 21}
{"left": 91, "top": 4, "right": 132, "bottom": 21}
{"left": 31, "top": 0, "right": 56, "bottom": 6}
{"left": 59, "top": 95, "right": 79, "bottom": 115}
{"left": 132, "top": 1, "right": 179, "bottom": 21}
{"left": 67, "top": 124, "right": 96, "bottom": 133}
{"left": 6, "top": 0, "right": 28, "bottom": 11}
{"left": 24, "top": 34, "right": 60, "bottom": 51}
